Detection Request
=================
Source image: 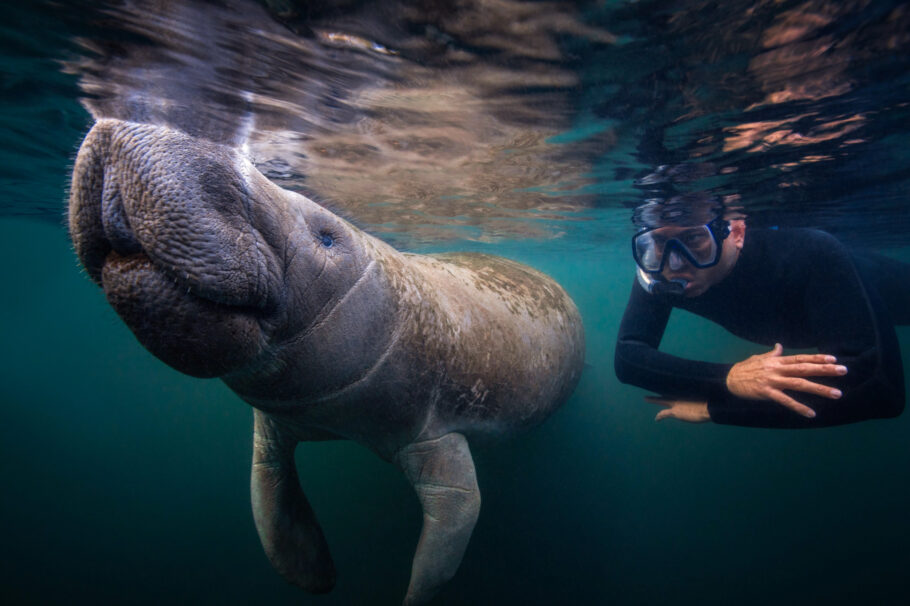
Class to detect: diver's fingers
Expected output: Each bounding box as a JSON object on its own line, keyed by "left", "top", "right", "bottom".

{"left": 777, "top": 377, "right": 843, "bottom": 399}
{"left": 655, "top": 409, "right": 673, "bottom": 421}
{"left": 779, "top": 362, "right": 848, "bottom": 377}
{"left": 767, "top": 390, "right": 817, "bottom": 418}
{"left": 779, "top": 353, "right": 837, "bottom": 365}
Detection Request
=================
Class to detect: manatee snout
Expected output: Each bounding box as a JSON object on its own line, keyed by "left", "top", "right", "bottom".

{"left": 69, "top": 120, "right": 279, "bottom": 377}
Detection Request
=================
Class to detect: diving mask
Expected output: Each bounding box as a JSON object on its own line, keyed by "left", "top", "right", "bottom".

{"left": 632, "top": 217, "right": 730, "bottom": 273}
{"left": 631, "top": 217, "right": 730, "bottom": 295}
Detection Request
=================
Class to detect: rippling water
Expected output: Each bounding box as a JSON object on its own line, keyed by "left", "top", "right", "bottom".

{"left": 2, "top": 1, "right": 910, "bottom": 604}
{"left": 6, "top": 0, "right": 910, "bottom": 248}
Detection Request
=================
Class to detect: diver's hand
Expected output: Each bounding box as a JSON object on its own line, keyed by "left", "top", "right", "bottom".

{"left": 646, "top": 396, "right": 710, "bottom": 423}
{"left": 726, "top": 343, "right": 847, "bottom": 418}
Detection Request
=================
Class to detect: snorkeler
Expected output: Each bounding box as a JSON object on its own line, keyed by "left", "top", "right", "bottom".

{"left": 614, "top": 196, "right": 908, "bottom": 427}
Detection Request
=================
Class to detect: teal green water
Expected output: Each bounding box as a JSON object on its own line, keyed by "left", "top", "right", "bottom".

{"left": 3, "top": 216, "right": 909, "bottom": 604}
{"left": 4, "top": 0, "right": 910, "bottom": 603}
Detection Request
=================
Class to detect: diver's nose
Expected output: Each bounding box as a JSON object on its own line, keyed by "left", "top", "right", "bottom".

{"left": 668, "top": 250, "right": 685, "bottom": 271}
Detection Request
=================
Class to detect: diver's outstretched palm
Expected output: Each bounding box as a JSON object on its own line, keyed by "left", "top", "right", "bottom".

{"left": 725, "top": 343, "right": 846, "bottom": 418}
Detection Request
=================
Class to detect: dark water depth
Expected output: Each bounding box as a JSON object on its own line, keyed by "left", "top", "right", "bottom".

{"left": 4, "top": 217, "right": 910, "bottom": 605}
{"left": 2, "top": 1, "right": 910, "bottom": 604}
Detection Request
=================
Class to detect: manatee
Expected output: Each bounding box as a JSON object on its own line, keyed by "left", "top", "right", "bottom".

{"left": 68, "top": 119, "right": 585, "bottom": 605}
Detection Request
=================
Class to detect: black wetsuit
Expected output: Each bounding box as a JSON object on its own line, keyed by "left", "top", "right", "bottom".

{"left": 614, "top": 228, "right": 908, "bottom": 428}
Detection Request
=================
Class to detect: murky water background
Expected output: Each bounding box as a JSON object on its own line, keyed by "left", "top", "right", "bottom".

{"left": 2, "top": 0, "right": 909, "bottom": 604}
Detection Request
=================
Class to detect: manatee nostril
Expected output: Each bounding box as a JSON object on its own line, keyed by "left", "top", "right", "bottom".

{"left": 101, "top": 180, "right": 142, "bottom": 255}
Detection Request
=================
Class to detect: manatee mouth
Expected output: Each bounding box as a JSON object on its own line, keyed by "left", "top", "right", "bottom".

{"left": 100, "top": 247, "right": 263, "bottom": 316}
{"left": 75, "top": 185, "right": 268, "bottom": 378}
{"left": 99, "top": 248, "right": 265, "bottom": 378}
{"left": 79, "top": 188, "right": 270, "bottom": 312}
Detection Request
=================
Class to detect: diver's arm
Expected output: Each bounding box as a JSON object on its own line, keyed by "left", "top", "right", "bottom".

{"left": 653, "top": 345, "right": 845, "bottom": 425}
{"left": 708, "top": 233, "right": 905, "bottom": 428}
{"left": 614, "top": 281, "right": 732, "bottom": 401}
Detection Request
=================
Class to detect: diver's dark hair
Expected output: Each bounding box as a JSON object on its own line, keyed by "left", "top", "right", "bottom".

{"left": 632, "top": 193, "right": 725, "bottom": 230}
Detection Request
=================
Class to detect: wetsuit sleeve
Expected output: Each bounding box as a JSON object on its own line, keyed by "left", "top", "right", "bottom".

{"left": 614, "top": 280, "right": 733, "bottom": 400}
{"left": 707, "top": 232, "right": 905, "bottom": 428}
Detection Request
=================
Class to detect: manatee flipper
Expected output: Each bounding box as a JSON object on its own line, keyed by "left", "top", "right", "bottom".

{"left": 395, "top": 432, "right": 481, "bottom": 606}
{"left": 250, "top": 410, "right": 335, "bottom": 593}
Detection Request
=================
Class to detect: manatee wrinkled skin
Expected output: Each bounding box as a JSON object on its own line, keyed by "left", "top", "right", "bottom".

{"left": 69, "top": 119, "right": 585, "bottom": 605}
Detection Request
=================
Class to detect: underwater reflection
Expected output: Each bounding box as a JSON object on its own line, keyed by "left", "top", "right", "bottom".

{"left": 602, "top": 0, "right": 910, "bottom": 246}
{"left": 6, "top": 0, "right": 909, "bottom": 248}
{"left": 63, "top": 0, "right": 617, "bottom": 244}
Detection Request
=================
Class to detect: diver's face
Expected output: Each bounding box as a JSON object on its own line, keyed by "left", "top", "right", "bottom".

{"left": 661, "top": 221, "right": 745, "bottom": 297}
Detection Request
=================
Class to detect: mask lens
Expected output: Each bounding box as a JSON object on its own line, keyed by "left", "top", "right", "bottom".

{"left": 634, "top": 230, "right": 663, "bottom": 271}
{"left": 677, "top": 226, "right": 717, "bottom": 265}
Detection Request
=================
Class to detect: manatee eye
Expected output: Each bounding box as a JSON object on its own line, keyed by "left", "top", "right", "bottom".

{"left": 320, "top": 233, "right": 334, "bottom": 248}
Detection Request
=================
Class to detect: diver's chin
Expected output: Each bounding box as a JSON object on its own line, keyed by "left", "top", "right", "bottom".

{"left": 683, "top": 280, "right": 716, "bottom": 297}
{"left": 682, "top": 284, "right": 702, "bottom": 297}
